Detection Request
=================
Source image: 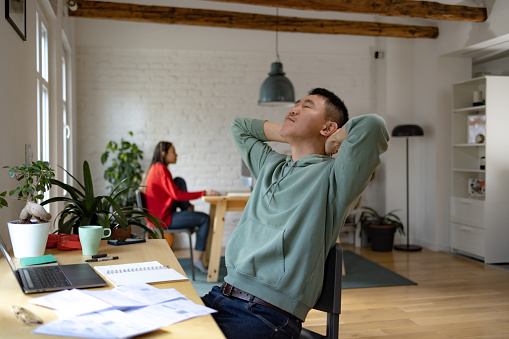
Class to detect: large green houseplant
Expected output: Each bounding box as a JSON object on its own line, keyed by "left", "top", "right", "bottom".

{"left": 358, "top": 206, "right": 405, "bottom": 251}
{"left": 0, "top": 161, "right": 55, "bottom": 258}
{"left": 101, "top": 131, "right": 143, "bottom": 207}
{"left": 41, "top": 160, "right": 163, "bottom": 239}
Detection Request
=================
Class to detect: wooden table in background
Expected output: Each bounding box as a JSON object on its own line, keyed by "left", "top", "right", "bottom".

{"left": 0, "top": 239, "right": 225, "bottom": 339}
{"left": 202, "top": 194, "right": 250, "bottom": 282}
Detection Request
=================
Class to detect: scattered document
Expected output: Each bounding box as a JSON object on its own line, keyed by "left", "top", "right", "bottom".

{"left": 29, "top": 283, "right": 185, "bottom": 315}
{"left": 226, "top": 192, "right": 251, "bottom": 197}
{"left": 83, "top": 283, "right": 185, "bottom": 310}
{"left": 33, "top": 309, "right": 172, "bottom": 339}
{"left": 29, "top": 289, "right": 113, "bottom": 317}
{"left": 94, "top": 261, "right": 187, "bottom": 286}
{"left": 31, "top": 283, "right": 216, "bottom": 338}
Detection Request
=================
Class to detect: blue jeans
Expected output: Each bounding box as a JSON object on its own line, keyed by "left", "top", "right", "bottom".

{"left": 169, "top": 210, "right": 209, "bottom": 251}
{"left": 202, "top": 286, "right": 302, "bottom": 339}
{"left": 169, "top": 177, "right": 210, "bottom": 251}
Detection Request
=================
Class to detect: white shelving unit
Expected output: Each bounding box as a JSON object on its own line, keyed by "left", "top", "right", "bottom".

{"left": 450, "top": 76, "right": 509, "bottom": 263}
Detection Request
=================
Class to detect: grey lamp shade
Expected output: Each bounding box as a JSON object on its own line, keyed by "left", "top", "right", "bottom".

{"left": 392, "top": 124, "right": 424, "bottom": 137}
{"left": 258, "top": 62, "right": 295, "bottom": 106}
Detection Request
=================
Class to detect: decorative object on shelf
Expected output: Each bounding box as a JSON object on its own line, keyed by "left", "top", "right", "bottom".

{"left": 480, "top": 156, "right": 486, "bottom": 170}
{"left": 468, "top": 178, "right": 485, "bottom": 198}
{"left": 5, "top": 0, "right": 26, "bottom": 41}
{"left": 467, "top": 114, "right": 486, "bottom": 144}
{"left": 473, "top": 90, "right": 483, "bottom": 106}
{"left": 258, "top": 8, "right": 294, "bottom": 107}
{"left": 391, "top": 124, "right": 424, "bottom": 252}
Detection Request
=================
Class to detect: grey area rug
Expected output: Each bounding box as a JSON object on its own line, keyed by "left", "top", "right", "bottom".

{"left": 179, "top": 250, "right": 417, "bottom": 297}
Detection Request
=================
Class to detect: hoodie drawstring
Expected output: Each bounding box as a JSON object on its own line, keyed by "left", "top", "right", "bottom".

{"left": 263, "top": 160, "right": 298, "bottom": 207}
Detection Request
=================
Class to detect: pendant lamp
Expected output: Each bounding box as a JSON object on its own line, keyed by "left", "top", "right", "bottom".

{"left": 258, "top": 8, "right": 295, "bottom": 106}
{"left": 391, "top": 124, "right": 424, "bottom": 252}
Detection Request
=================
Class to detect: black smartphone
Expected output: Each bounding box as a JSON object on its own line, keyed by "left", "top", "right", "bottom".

{"left": 107, "top": 238, "right": 146, "bottom": 246}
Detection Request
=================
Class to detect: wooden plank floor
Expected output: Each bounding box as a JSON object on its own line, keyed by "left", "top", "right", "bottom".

{"left": 303, "top": 244, "right": 509, "bottom": 338}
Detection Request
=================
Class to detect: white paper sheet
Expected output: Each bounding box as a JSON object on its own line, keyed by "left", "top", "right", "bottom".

{"left": 29, "top": 289, "right": 113, "bottom": 317}
{"left": 32, "top": 289, "right": 217, "bottom": 338}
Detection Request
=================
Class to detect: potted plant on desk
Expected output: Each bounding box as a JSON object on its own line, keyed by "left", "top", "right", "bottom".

{"left": 41, "top": 160, "right": 164, "bottom": 240}
{"left": 0, "top": 161, "right": 55, "bottom": 258}
{"left": 358, "top": 207, "right": 405, "bottom": 252}
{"left": 101, "top": 131, "right": 144, "bottom": 239}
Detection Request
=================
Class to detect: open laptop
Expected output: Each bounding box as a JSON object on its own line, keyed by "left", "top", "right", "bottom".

{"left": 0, "top": 235, "right": 106, "bottom": 294}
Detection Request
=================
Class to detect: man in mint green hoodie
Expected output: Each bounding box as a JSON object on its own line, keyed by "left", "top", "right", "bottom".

{"left": 202, "top": 88, "right": 389, "bottom": 338}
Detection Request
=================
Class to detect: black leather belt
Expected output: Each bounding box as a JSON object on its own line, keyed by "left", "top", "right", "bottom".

{"left": 220, "top": 282, "right": 298, "bottom": 320}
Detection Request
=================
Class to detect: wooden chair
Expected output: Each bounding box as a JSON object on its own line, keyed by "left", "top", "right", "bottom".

{"left": 135, "top": 190, "right": 198, "bottom": 280}
{"left": 300, "top": 243, "right": 343, "bottom": 339}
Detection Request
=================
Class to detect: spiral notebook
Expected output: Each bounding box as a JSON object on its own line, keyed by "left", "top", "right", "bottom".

{"left": 94, "top": 261, "right": 188, "bottom": 286}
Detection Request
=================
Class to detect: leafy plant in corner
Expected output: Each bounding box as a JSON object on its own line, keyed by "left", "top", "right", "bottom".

{"left": 357, "top": 206, "right": 405, "bottom": 236}
{"left": 101, "top": 131, "right": 143, "bottom": 207}
{"left": 41, "top": 160, "right": 163, "bottom": 239}
{"left": 0, "top": 161, "right": 55, "bottom": 223}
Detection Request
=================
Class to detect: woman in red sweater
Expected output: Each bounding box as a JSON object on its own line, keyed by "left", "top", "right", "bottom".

{"left": 142, "top": 141, "right": 219, "bottom": 272}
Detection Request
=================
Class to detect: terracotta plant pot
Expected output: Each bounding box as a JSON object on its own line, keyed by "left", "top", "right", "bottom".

{"left": 7, "top": 221, "right": 51, "bottom": 258}
{"left": 110, "top": 225, "right": 132, "bottom": 240}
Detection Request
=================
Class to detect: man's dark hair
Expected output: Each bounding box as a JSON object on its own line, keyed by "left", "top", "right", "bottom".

{"left": 309, "top": 88, "right": 349, "bottom": 127}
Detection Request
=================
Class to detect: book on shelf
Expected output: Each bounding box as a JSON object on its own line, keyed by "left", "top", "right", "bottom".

{"left": 20, "top": 254, "right": 58, "bottom": 268}
{"left": 93, "top": 261, "right": 188, "bottom": 286}
{"left": 468, "top": 178, "right": 485, "bottom": 198}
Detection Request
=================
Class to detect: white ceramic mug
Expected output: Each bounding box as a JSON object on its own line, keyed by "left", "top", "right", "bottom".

{"left": 78, "top": 226, "right": 111, "bottom": 256}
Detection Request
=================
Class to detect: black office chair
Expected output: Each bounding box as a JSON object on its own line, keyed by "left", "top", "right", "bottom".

{"left": 300, "top": 243, "right": 343, "bottom": 339}
{"left": 135, "top": 190, "right": 199, "bottom": 280}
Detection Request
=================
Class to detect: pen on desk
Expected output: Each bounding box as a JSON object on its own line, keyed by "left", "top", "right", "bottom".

{"left": 85, "top": 256, "right": 119, "bottom": 262}
{"left": 92, "top": 253, "right": 107, "bottom": 258}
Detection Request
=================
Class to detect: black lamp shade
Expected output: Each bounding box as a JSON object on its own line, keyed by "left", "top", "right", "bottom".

{"left": 391, "top": 124, "right": 424, "bottom": 137}
{"left": 258, "top": 62, "right": 295, "bottom": 107}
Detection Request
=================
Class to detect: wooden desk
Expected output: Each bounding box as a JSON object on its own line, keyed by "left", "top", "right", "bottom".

{"left": 0, "top": 239, "right": 225, "bottom": 339}
{"left": 202, "top": 194, "right": 250, "bottom": 282}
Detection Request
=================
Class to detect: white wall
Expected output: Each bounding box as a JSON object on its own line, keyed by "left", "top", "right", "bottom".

{"left": 0, "top": 0, "right": 76, "bottom": 248}
{"left": 386, "top": 0, "right": 509, "bottom": 251}
{"left": 74, "top": 18, "right": 379, "bottom": 247}
{"left": 0, "top": 1, "right": 37, "bottom": 247}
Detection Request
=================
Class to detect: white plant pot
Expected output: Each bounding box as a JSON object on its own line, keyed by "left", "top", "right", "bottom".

{"left": 7, "top": 221, "right": 51, "bottom": 258}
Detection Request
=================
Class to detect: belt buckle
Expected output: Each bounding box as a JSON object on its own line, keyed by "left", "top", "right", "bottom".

{"left": 221, "top": 283, "right": 234, "bottom": 297}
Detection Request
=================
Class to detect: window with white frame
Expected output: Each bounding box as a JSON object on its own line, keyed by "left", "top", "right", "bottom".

{"left": 62, "top": 44, "right": 72, "bottom": 186}
{"left": 36, "top": 10, "right": 50, "bottom": 163}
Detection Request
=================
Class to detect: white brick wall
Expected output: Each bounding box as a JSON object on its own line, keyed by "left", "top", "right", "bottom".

{"left": 76, "top": 46, "right": 375, "bottom": 248}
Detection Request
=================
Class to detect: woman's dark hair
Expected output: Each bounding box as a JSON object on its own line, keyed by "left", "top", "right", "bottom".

{"left": 150, "top": 141, "right": 173, "bottom": 166}
{"left": 309, "top": 88, "right": 349, "bottom": 128}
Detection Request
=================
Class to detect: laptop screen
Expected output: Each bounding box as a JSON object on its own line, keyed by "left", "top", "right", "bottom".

{"left": 0, "top": 234, "right": 24, "bottom": 287}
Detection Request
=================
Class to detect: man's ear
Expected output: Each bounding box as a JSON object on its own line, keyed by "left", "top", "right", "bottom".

{"left": 320, "top": 121, "right": 338, "bottom": 137}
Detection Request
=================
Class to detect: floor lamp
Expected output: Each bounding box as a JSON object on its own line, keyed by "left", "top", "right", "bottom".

{"left": 392, "top": 124, "right": 424, "bottom": 252}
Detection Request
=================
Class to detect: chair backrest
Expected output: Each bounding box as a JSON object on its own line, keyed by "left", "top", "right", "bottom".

{"left": 136, "top": 189, "right": 146, "bottom": 209}
{"left": 135, "top": 190, "right": 148, "bottom": 238}
{"left": 314, "top": 243, "right": 342, "bottom": 314}
{"left": 300, "top": 243, "right": 343, "bottom": 339}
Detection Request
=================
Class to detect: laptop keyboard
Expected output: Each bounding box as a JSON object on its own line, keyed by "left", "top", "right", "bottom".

{"left": 24, "top": 266, "right": 72, "bottom": 289}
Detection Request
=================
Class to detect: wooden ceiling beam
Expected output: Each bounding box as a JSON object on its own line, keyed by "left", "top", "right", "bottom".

{"left": 70, "top": 1, "right": 439, "bottom": 39}
{"left": 204, "top": 0, "right": 487, "bottom": 22}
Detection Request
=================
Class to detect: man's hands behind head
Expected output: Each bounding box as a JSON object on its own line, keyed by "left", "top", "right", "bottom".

{"left": 325, "top": 127, "right": 347, "bottom": 156}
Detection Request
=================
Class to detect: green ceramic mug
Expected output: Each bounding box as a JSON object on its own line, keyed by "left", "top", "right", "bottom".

{"left": 78, "top": 226, "right": 111, "bottom": 256}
